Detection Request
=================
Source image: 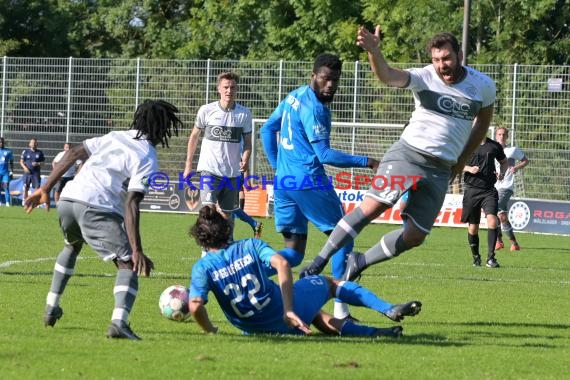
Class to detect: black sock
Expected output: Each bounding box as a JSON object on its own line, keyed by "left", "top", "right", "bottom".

{"left": 487, "top": 228, "right": 498, "bottom": 260}
{"left": 468, "top": 233, "right": 479, "bottom": 257}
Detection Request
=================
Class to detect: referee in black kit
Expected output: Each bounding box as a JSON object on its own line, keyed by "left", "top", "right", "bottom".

{"left": 461, "top": 136, "right": 508, "bottom": 268}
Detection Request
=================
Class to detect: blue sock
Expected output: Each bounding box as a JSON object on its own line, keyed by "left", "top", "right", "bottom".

{"left": 265, "top": 248, "right": 304, "bottom": 276}
{"left": 331, "top": 242, "right": 353, "bottom": 304}
{"left": 340, "top": 321, "right": 378, "bottom": 336}
{"left": 337, "top": 281, "right": 393, "bottom": 314}
{"left": 233, "top": 208, "right": 256, "bottom": 230}
{"left": 331, "top": 241, "right": 353, "bottom": 279}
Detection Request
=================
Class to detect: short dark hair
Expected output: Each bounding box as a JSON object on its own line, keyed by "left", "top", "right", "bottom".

{"left": 217, "top": 71, "right": 240, "bottom": 84}
{"left": 131, "top": 100, "right": 182, "bottom": 148}
{"left": 427, "top": 32, "right": 460, "bottom": 55}
{"left": 189, "top": 205, "right": 231, "bottom": 250}
{"left": 313, "top": 53, "right": 342, "bottom": 73}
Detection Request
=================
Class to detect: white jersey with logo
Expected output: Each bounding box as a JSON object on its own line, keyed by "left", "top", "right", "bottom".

{"left": 195, "top": 101, "right": 252, "bottom": 178}
{"left": 401, "top": 65, "right": 496, "bottom": 164}
{"left": 61, "top": 130, "right": 157, "bottom": 217}
{"left": 495, "top": 146, "right": 525, "bottom": 191}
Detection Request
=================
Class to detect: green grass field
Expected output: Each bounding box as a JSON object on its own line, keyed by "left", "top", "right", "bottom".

{"left": 1, "top": 206, "right": 568, "bottom": 380}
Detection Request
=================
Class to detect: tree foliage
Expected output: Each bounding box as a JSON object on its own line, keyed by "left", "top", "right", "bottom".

{"left": 0, "top": 0, "right": 568, "bottom": 64}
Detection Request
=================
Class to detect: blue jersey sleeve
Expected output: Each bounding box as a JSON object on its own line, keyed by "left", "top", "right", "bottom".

{"left": 253, "top": 239, "right": 278, "bottom": 268}
{"left": 301, "top": 101, "right": 330, "bottom": 143}
{"left": 260, "top": 103, "right": 284, "bottom": 169}
{"left": 311, "top": 139, "right": 368, "bottom": 168}
{"left": 188, "top": 260, "right": 210, "bottom": 303}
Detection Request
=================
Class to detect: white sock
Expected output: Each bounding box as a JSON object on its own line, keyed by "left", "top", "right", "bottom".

{"left": 334, "top": 301, "right": 350, "bottom": 319}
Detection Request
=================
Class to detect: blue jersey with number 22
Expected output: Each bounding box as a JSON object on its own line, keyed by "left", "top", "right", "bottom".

{"left": 190, "top": 238, "right": 294, "bottom": 334}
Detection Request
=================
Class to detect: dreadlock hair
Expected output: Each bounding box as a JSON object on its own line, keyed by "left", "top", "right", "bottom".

{"left": 190, "top": 205, "right": 232, "bottom": 250}
{"left": 427, "top": 32, "right": 460, "bottom": 55}
{"left": 313, "top": 53, "right": 342, "bottom": 74}
{"left": 132, "top": 100, "right": 182, "bottom": 148}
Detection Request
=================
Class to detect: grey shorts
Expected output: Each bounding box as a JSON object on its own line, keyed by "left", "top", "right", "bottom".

{"left": 366, "top": 139, "right": 451, "bottom": 233}
{"left": 199, "top": 172, "right": 240, "bottom": 212}
{"left": 57, "top": 200, "right": 132, "bottom": 262}
{"left": 497, "top": 189, "right": 514, "bottom": 214}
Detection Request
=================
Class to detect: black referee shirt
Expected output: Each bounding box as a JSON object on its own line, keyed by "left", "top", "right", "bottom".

{"left": 463, "top": 138, "right": 506, "bottom": 189}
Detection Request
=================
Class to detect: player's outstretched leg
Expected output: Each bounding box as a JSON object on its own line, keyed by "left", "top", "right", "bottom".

{"left": 336, "top": 280, "right": 422, "bottom": 322}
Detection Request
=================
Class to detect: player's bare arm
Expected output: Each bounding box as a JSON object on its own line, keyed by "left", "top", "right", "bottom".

{"left": 240, "top": 133, "right": 252, "bottom": 172}
{"left": 25, "top": 144, "right": 89, "bottom": 213}
{"left": 183, "top": 126, "right": 202, "bottom": 179}
{"left": 357, "top": 25, "right": 410, "bottom": 88}
{"left": 512, "top": 155, "right": 530, "bottom": 173}
{"left": 270, "top": 254, "right": 312, "bottom": 334}
{"left": 451, "top": 105, "right": 495, "bottom": 181}
{"left": 189, "top": 297, "right": 218, "bottom": 334}
{"left": 124, "top": 191, "right": 154, "bottom": 277}
{"left": 497, "top": 158, "right": 508, "bottom": 181}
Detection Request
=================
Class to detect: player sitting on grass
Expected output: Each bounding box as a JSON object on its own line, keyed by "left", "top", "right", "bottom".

{"left": 25, "top": 100, "right": 182, "bottom": 340}
{"left": 188, "top": 205, "right": 422, "bottom": 337}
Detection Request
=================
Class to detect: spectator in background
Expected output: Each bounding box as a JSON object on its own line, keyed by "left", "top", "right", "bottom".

{"left": 494, "top": 127, "right": 529, "bottom": 252}
{"left": 20, "top": 138, "right": 45, "bottom": 202}
{"left": 0, "top": 137, "right": 14, "bottom": 207}
{"left": 461, "top": 137, "right": 507, "bottom": 268}
{"left": 52, "top": 142, "right": 83, "bottom": 203}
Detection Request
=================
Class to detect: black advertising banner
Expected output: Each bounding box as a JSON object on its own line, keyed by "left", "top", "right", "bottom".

{"left": 507, "top": 198, "right": 570, "bottom": 235}
{"left": 141, "top": 183, "right": 202, "bottom": 213}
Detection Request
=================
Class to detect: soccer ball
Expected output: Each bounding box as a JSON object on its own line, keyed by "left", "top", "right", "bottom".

{"left": 159, "top": 285, "right": 190, "bottom": 321}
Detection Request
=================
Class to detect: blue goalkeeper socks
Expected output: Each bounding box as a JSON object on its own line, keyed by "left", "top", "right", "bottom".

{"left": 340, "top": 320, "right": 378, "bottom": 336}
{"left": 337, "top": 281, "right": 393, "bottom": 314}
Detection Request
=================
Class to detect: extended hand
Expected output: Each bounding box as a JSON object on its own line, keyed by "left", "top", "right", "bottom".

{"left": 284, "top": 311, "right": 312, "bottom": 335}
{"left": 367, "top": 157, "right": 379, "bottom": 172}
{"left": 132, "top": 251, "right": 154, "bottom": 277}
{"left": 356, "top": 25, "right": 381, "bottom": 53}
{"left": 24, "top": 188, "right": 51, "bottom": 213}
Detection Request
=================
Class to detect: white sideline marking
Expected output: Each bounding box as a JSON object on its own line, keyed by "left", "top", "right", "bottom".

{"left": 0, "top": 256, "right": 95, "bottom": 269}
{"left": 0, "top": 257, "right": 54, "bottom": 268}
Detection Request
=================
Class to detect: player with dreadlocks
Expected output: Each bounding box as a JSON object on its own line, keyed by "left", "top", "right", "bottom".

{"left": 25, "top": 100, "right": 182, "bottom": 340}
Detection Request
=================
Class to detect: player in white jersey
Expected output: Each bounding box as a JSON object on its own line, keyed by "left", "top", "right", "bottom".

{"left": 183, "top": 71, "right": 252, "bottom": 245}
{"left": 301, "top": 27, "right": 497, "bottom": 281}
{"left": 25, "top": 100, "right": 182, "bottom": 340}
{"left": 494, "top": 126, "right": 529, "bottom": 251}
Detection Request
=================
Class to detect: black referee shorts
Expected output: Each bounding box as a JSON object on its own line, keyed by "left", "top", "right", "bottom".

{"left": 460, "top": 187, "right": 499, "bottom": 224}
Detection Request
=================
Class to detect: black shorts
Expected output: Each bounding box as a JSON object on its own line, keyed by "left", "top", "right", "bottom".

{"left": 460, "top": 187, "right": 499, "bottom": 224}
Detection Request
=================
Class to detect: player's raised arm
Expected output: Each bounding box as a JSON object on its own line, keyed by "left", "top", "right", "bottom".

{"left": 357, "top": 25, "right": 410, "bottom": 88}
